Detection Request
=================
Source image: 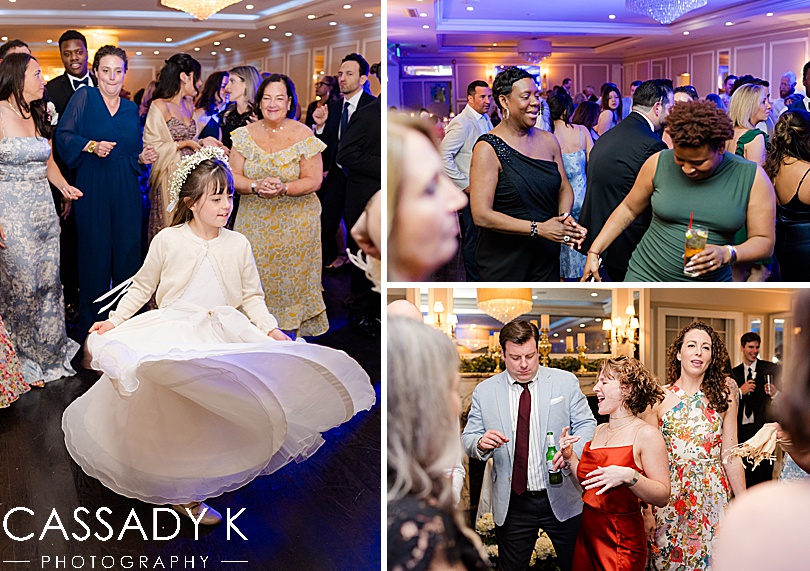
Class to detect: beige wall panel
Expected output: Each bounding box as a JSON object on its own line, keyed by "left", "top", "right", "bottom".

{"left": 691, "top": 52, "right": 714, "bottom": 99}
{"left": 580, "top": 64, "right": 608, "bottom": 93}
{"left": 770, "top": 38, "right": 808, "bottom": 90}
{"left": 287, "top": 50, "right": 311, "bottom": 115}
{"left": 733, "top": 44, "right": 765, "bottom": 78}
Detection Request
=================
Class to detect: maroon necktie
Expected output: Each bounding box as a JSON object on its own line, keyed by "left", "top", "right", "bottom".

{"left": 512, "top": 382, "right": 531, "bottom": 495}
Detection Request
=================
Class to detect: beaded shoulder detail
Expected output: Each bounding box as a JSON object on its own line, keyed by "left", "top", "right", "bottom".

{"left": 479, "top": 133, "right": 512, "bottom": 164}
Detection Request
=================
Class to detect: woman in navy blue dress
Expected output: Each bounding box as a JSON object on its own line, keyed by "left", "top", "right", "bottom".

{"left": 56, "top": 45, "right": 157, "bottom": 338}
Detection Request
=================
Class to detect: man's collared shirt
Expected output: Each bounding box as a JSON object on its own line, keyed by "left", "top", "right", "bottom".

{"left": 742, "top": 360, "right": 758, "bottom": 425}
{"left": 69, "top": 72, "right": 93, "bottom": 91}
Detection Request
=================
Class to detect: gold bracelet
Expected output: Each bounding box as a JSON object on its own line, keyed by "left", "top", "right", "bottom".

{"left": 87, "top": 140, "right": 97, "bottom": 154}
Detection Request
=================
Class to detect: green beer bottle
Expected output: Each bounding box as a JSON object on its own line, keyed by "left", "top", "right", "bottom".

{"left": 546, "top": 431, "right": 563, "bottom": 485}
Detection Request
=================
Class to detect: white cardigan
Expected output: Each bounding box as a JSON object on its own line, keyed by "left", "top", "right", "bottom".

{"left": 108, "top": 224, "right": 278, "bottom": 334}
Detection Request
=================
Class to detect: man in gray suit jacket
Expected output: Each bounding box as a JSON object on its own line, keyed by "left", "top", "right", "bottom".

{"left": 462, "top": 320, "right": 595, "bottom": 571}
{"left": 439, "top": 80, "right": 493, "bottom": 281}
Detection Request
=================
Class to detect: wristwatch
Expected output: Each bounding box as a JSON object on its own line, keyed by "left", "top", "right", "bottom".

{"left": 251, "top": 181, "right": 259, "bottom": 194}
{"left": 87, "top": 140, "right": 97, "bottom": 154}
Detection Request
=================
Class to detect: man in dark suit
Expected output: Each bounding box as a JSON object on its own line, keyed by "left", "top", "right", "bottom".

{"left": 46, "top": 30, "right": 95, "bottom": 333}
{"left": 578, "top": 79, "right": 673, "bottom": 281}
{"left": 336, "top": 95, "right": 381, "bottom": 336}
{"left": 313, "top": 52, "right": 376, "bottom": 268}
{"left": 731, "top": 331, "right": 781, "bottom": 488}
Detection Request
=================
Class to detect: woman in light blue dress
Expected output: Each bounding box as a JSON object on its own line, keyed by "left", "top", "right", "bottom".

{"left": 549, "top": 93, "right": 592, "bottom": 280}
{"left": 0, "top": 53, "right": 81, "bottom": 384}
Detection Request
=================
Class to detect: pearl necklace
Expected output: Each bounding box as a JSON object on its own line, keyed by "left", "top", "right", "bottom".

{"left": 262, "top": 119, "right": 285, "bottom": 134}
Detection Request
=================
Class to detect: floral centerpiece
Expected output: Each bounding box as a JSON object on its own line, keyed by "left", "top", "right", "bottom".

{"left": 475, "top": 512, "right": 559, "bottom": 570}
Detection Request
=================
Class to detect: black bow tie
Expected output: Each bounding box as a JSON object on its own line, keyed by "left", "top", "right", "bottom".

{"left": 71, "top": 76, "right": 89, "bottom": 90}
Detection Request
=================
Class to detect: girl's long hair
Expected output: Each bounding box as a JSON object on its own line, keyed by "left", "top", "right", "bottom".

{"left": 169, "top": 157, "right": 234, "bottom": 227}
{"left": 153, "top": 53, "right": 202, "bottom": 101}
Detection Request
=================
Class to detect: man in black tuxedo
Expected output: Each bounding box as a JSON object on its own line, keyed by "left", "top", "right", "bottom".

{"left": 313, "top": 52, "right": 376, "bottom": 268}
{"left": 578, "top": 79, "right": 673, "bottom": 281}
{"left": 732, "top": 332, "right": 781, "bottom": 488}
{"left": 336, "top": 95, "right": 381, "bottom": 336}
{"left": 46, "top": 30, "right": 95, "bottom": 334}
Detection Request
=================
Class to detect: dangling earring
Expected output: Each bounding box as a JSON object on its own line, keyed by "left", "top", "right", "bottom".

{"left": 504, "top": 107, "right": 510, "bottom": 121}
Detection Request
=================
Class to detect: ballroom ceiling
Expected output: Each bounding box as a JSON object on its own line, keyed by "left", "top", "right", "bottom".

{"left": 388, "top": 0, "right": 810, "bottom": 58}
{"left": 0, "top": 0, "right": 379, "bottom": 60}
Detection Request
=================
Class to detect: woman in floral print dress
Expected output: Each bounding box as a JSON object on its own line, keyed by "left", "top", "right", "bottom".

{"left": 642, "top": 321, "right": 747, "bottom": 570}
{"left": 0, "top": 314, "right": 29, "bottom": 408}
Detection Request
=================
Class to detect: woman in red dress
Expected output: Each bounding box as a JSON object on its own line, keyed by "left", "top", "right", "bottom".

{"left": 556, "top": 357, "right": 670, "bottom": 571}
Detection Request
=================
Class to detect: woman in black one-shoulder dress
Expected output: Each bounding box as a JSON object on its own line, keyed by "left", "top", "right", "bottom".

{"left": 470, "top": 67, "right": 586, "bottom": 282}
{"left": 765, "top": 110, "right": 810, "bottom": 281}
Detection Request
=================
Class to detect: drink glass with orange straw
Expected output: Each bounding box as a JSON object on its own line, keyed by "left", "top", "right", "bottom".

{"left": 684, "top": 213, "right": 709, "bottom": 277}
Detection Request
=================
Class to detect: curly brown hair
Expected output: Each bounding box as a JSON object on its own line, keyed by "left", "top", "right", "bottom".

{"left": 666, "top": 100, "right": 734, "bottom": 151}
{"left": 599, "top": 356, "right": 664, "bottom": 415}
{"left": 666, "top": 321, "right": 730, "bottom": 413}
{"left": 764, "top": 110, "right": 810, "bottom": 180}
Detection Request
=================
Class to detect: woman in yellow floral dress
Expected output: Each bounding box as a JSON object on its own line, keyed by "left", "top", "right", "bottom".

{"left": 642, "top": 321, "right": 747, "bottom": 570}
{"left": 229, "top": 74, "right": 327, "bottom": 336}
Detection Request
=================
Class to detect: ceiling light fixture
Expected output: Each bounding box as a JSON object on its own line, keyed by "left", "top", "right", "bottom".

{"left": 766, "top": 12, "right": 773, "bottom": 16}
{"left": 307, "top": 14, "right": 316, "bottom": 19}
{"left": 135, "top": 51, "right": 142, "bottom": 55}
{"left": 238, "top": 33, "right": 245, "bottom": 38}
{"left": 422, "top": 24, "right": 429, "bottom": 29}
{"left": 154, "top": 50, "right": 160, "bottom": 55}
{"left": 245, "top": 3, "right": 253, "bottom": 8}
{"left": 343, "top": 4, "right": 351, "bottom": 8}
{"left": 262, "top": 37, "right": 269, "bottom": 42}
{"left": 47, "top": 39, "right": 53, "bottom": 43}
{"left": 419, "top": 12, "right": 427, "bottom": 17}
{"left": 683, "top": 30, "right": 690, "bottom": 35}
{"left": 364, "top": 12, "right": 373, "bottom": 17}
{"left": 268, "top": 25, "right": 276, "bottom": 29}
{"left": 466, "top": 6, "right": 474, "bottom": 10}
{"left": 160, "top": 0, "right": 243, "bottom": 21}
{"left": 166, "top": 37, "right": 172, "bottom": 42}
{"left": 477, "top": 289, "right": 533, "bottom": 324}
{"left": 608, "top": 14, "right": 616, "bottom": 19}
{"left": 225, "top": 47, "right": 231, "bottom": 51}
{"left": 625, "top": 0, "right": 707, "bottom": 25}
{"left": 214, "top": 41, "right": 220, "bottom": 45}
{"left": 329, "top": 21, "right": 337, "bottom": 25}
{"left": 516, "top": 39, "right": 552, "bottom": 64}
{"left": 211, "top": 51, "right": 217, "bottom": 55}
{"left": 285, "top": 32, "right": 293, "bottom": 36}
{"left": 725, "top": 21, "right": 734, "bottom": 26}
{"left": 194, "top": 47, "right": 200, "bottom": 51}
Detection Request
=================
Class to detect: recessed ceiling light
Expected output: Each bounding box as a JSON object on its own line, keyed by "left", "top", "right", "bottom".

{"left": 268, "top": 25, "right": 276, "bottom": 29}
{"left": 307, "top": 14, "right": 316, "bottom": 19}
{"left": 225, "top": 47, "right": 231, "bottom": 52}
{"left": 532, "top": 295, "right": 538, "bottom": 300}
{"left": 165, "top": 37, "right": 172, "bottom": 42}
{"left": 245, "top": 4, "right": 253, "bottom": 8}
{"left": 343, "top": 4, "right": 351, "bottom": 8}
{"left": 579, "top": 323, "right": 586, "bottom": 328}
{"left": 135, "top": 51, "right": 142, "bottom": 55}
{"left": 492, "top": 43, "right": 497, "bottom": 46}
{"left": 595, "top": 318, "right": 602, "bottom": 322}
{"left": 608, "top": 14, "right": 616, "bottom": 19}
{"left": 153, "top": 50, "right": 160, "bottom": 55}
{"left": 725, "top": 21, "right": 734, "bottom": 26}
{"left": 211, "top": 51, "right": 217, "bottom": 55}
{"left": 285, "top": 32, "right": 293, "bottom": 36}
{"left": 419, "top": 12, "right": 427, "bottom": 17}
{"left": 766, "top": 12, "right": 774, "bottom": 16}
{"left": 214, "top": 41, "right": 220, "bottom": 46}
{"left": 566, "top": 328, "right": 572, "bottom": 332}
{"left": 46, "top": 39, "right": 53, "bottom": 43}
{"left": 329, "top": 21, "right": 337, "bottom": 25}
{"left": 422, "top": 24, "right": 429, "bottom": 29}
{"left": 8, "top": 0, "right": 16, "bottom": 3}
{"left": 590, "top": 292, "right": 598, "bottom": 297}
{"left": 683, "top": 30, "right": 690, "bottom": 35}
{"left": 238, "top": 33, "right": 245, "bottom": 38}
{"left": 194, "top": 47, "right": 200, "bottom": 51}
{"left": 466, "top": 6, "right": 473, "bottom": 10}
{"left": 364, "top": 12, "right": 373, "bottom": 17}
{"left": 553, "top": 333, "right": 559, "bottom": 337}
{"left": 262, "top": 37, "right": 269, "bottom": 42}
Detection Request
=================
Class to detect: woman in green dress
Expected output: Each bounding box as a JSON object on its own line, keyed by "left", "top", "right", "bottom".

{"left": 582, "top": 99, "right": 775, "bottom": 282}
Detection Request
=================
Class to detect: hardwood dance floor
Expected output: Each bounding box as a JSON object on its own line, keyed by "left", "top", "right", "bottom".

{"left": 0, "top": 264, "right": 381, "bottom": 570}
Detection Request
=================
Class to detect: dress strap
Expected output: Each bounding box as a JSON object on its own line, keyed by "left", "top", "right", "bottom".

{"left": 0, "top": 104, "right": 6, "bottom": 139}
{"left": 578, "top": 124, "right": 584, "bottom": 151}
{"left": 735, "top": 129, "right": 768, "bottom": 157}
{"left": 477, "top": 133, "right": 512, "bottom": 164}
{"left": 791, "top": 167, "right": 810, "bottom": 203}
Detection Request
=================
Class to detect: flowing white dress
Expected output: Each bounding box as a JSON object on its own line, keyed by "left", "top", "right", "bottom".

{"left": 62, "top": 257, "right": 374, "bottom": 504}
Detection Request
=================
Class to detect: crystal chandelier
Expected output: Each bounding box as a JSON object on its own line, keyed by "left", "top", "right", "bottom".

{"left": 625, "top": 0, "right": 708, "bottom": 25}
{"left": 477, "top": 289, "right": 533, "bottom": 324}
{"left": 516, "top": 39, "right": 553, "bottom": 65}
{"left": 161, "top": 0, "right": 243, "bottom": 20}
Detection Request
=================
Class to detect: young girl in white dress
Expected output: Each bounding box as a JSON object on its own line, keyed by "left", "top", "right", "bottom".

{"left": 62, "top": 147, "right": 375, "bottom": 524}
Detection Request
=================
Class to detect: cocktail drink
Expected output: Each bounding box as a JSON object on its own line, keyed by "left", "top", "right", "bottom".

{"left": 683, "top": 225, "right": 709, "bottom": 277}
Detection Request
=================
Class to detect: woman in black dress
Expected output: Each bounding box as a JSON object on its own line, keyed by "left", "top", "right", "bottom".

{"left": 764, "top": 110, "right": 810, "bottom": 281}
{"left": 469, "top": 67, "right": 585, "bottom": 281}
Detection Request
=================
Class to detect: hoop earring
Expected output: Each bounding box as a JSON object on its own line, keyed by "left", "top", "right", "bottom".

{"left": 504, "top": 107, "right": 510, "bottom": 120}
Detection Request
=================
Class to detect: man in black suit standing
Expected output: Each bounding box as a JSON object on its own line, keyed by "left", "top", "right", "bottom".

{"left": 313, "top": 52, "right": 376, "bottom": 269}
{"left": 578, "top": 79, "right": 673, "bottom": 281}
{"left": 336, "top": 85, "right": 381, "bottom": 337}
{"left": 732, "top": 331, "right": 781, "bottom": 488}
{"left": 46, "top": 30, "right": 95, "bottom": 333}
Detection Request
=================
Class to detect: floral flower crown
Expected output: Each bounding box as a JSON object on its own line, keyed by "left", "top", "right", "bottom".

{"left": 166, "top": 146, "right": 230, "bottom": 212}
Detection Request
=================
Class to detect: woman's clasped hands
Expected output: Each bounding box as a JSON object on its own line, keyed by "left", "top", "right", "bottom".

{"left": 543, "top": 213, "right": 587, "bottom": 248}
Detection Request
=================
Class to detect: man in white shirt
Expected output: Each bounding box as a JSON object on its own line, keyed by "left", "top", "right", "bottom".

{"left": 720, "top": 74, "right": 737, "bottom": 109}
{"left": 462, "top": 320, "right": 595, "bottom": 571}
{"left": 439, "top": 80, "right": 493, "bottom": 281}
{"left": 773, "top": 71, "right": 798, "bottom": 116}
